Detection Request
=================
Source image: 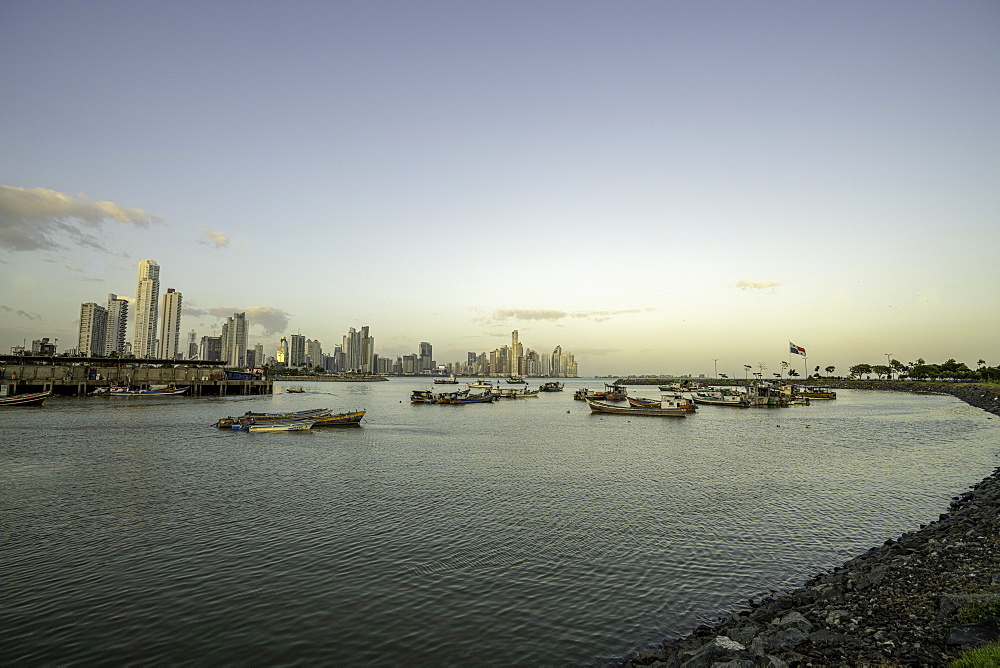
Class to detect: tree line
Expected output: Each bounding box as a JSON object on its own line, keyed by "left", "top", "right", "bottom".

{"left": 844, "top": 358, "right": 999, "bottom": 383}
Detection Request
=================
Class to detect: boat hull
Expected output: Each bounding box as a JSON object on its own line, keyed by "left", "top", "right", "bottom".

{"left": 585, "top": 398, "right": 687, "bottom": 417}
{"left": 0, "top": 391, "right": 51, "bottom": 407}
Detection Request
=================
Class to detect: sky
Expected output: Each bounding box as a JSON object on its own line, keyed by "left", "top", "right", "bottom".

{"left": 1, "top": 0, "right": 998, "bottom": 377}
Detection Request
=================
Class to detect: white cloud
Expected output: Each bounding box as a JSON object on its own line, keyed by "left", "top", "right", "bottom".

{"left": 736, "top": 280, "right": 781, "bottom": 290}
{"left": 0, "top": 185, "right": 163, "bottom": 252}
{"left": 490, "top": 307, "right": 653, "bottom": 323}
{"left": 199, "top": 230, "right": 229, "bottom": 248}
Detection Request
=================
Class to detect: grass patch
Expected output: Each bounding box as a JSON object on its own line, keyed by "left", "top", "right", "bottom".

{"left": 950, "top": 642, "right": 1000, "bottom": 667}
{"left": 954, "top": 599, "right": 1000, "bottom": 624}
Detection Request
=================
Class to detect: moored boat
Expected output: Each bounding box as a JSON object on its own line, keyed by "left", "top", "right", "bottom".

{"left": 286, "top": 387, "right": 305, "bottom": 393}
{"left": 467, "top": 380, "right": 494, "bottom": 389}
{"left": 434, "top": 375, "right": 459, "bottom": 384}
{"left": 629, "top": 394, "right": 696, "bottom": 412}
{"left": 446, "top": 391, "right": 497, "bottom": 404}
{"left": 538, "top": 381, "right": 564, "bottom": 392}
{"left": 691, "top": 390, "right": 750, "bottom": 407}
{"left": 0, "top": 390, "right": 52, "bottom": 407}
{"left": 496, "top": 387, "right": 539, "bottom": 398}
{"left": 585, "top": 397, "right": 687, "bottom": 417}
{"left": 93, "top": 386, "right": 189, "bottom": 396}
{"left": 241, "top": 419, "right": 315, "bottom": 432}
{"left": 797, "top": 386, "right": 837, "bottom": 400}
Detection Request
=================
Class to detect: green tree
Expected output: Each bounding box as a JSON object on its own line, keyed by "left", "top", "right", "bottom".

{"left": 825, "top": 365, "right": 836, "bottom": 376}
{"left": 849, "top": 363, "right": 872, "bottom": 379}
{"left": 871, "top": 364, "right": 890, "bottom": 380}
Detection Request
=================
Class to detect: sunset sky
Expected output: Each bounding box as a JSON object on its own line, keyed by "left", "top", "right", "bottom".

{"left": 2, "top": 0, "right": 998, "bottom": 376}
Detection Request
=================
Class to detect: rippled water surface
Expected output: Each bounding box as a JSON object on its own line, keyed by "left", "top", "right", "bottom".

{"left": 2, "top": 381, "right": 998, "bottom": 665}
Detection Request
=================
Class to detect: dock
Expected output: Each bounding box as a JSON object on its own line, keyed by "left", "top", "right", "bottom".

{"left": 0, "top": 356, "right": 273, "bottom": 397}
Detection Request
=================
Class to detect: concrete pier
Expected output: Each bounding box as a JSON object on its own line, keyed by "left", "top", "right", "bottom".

{"left": 0, "top": 357, "right": 273, "bottom": 397}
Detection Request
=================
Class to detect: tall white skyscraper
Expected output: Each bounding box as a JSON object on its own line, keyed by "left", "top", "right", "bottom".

{"left": 221, "top": 312, "right": 248, "bottom": 367}
{"left": 289, "top": 334, "right": 306, "bottom": 367}
{"left": 78, "top": 302, "right": 108, "bottom": 357}
{"left": 132, "top": 259, "right": 160, "bottom": 358}
{"left": 104, "top": 293, "right": 129, "bottom": 356}
{"left": 157, "top": 288, "right": 183, "bottom": 359}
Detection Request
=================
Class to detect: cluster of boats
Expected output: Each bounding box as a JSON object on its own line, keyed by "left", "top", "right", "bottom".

{"left": 213, "top": 407, "right": 366, "bottom": 432}
{"left": 411, "top": 379, "right": 565, "bottom": 404}
{"left": 572, "top": 381, "right": 837, "bottom": 417}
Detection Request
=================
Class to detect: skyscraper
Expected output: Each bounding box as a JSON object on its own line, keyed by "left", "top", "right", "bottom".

{"left": 277, "top": 336, "right": 288, "bottom": 365}
{"left": 132, "top": 259, "right": 160, "bottom": 358}
{"left": 78, "top": 302, "right": 108, "bottom": 356}
{"left": 104, "top": 293, "right": 129, "bottom": 356}
{"left": 289, "top": 334, "right": 306, "bottom": 367}
{"left": 418, "top": 341, "right": 433, "bottom": 372}
{"left": 221, "top": 312, "right": 248, "bottom": 367}
{"left": 157, "top": 288, "right": 183, "bottom": 360}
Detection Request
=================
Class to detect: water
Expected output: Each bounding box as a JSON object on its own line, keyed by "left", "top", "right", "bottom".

{"left": 2, "top": 380, "right": 998, "bottom": 665}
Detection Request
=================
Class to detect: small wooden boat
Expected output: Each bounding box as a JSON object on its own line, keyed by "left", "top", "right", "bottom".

{"left": 538, "top": 382, "right": 564, "bottom": 392}
{"left": 691, "top": 391, "right": 750, "bottom": 407}
{"left": 0, "top": 391, "right": 52, "bottom": 407}
{"left": 446, "top": 392, "right": 497, "bottom": 404}
{"left": 93, "top": 386, "right": 189, "bottom": 396}
{"left": 243, "top": 408, "right": 331, "bottom": 419}
{"left": 286, "top": 387, "right": 305, "bottom": 393}
{"left": 797, "top": 387, "right": 836, "bottom": 400}
{"left": 585, "top": 397, "right": 687, "bottom": 417}
{"left": 496, "top": 388, "right": 539, "bottom": 398}
{"left": 241, "top": 419, "right": 315, "bottom": 432}
{"left": 310, "top": 410, "right": 366, "bottom": 426}
{"left": 629, "top": 394, "right": 696, "bottom": 412}
{"left": 411, "top": 389, "right": 469, "bottom": 404}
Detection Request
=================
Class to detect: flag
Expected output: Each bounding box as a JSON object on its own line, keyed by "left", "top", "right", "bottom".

{"left": 789, "top": 342, "right": 806, "bottom": 356}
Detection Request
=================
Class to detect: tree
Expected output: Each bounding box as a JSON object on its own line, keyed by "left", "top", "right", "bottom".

{"left": 850, "top": 363, "right": 873, "bottom": 379}
{"left": 787, "top": 369, "right": 799, "bottom": 378}
{"left": 871, "top": 364, "right": 890, "bottom": 380}
{"left": 825, "top": 365, "right": 836, "bottom": 376}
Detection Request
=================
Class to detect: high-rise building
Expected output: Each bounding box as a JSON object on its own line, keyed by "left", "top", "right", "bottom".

{"left": 132, "top": 259, "right": 160, "bottom": 358}
{"left": 254, "top": 343, "right": 264, "bottom": 368}
{"left": 306, "top": 339, "right": 322, "bottom": 369}
{"left": 289, "top": 334, "right": 306, "bottom": 367}
{"left": 78, "top": 302, "right": 108, "bottom": 356}
{"left": 221, "top": 312, "right": 248, "bottom": 367}
{"left": 511, "top": 330, "right": 523, "bottom": 376}
{"left": 186, "top": 329, "right": 198, "bottom": 359}
{"left": 276, "top": 336, "right": 288, "bottom": 365}
{"left": 104, "top": 293, "right": 129, "bottom": 357}
{"left": 157, "top": 288, "right": 183, "bottom": 359}
{"left": 418, "top": 341, "right": 433, "bottom": 373}
{"left": 200, "top": 336, "right": 222, "bottom": 361}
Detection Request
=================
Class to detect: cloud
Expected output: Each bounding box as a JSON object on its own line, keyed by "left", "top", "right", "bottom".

{"left": 199, "top": 230, "right": 229, "bottom": 248}
{"left": 736, "top": 280, "right": 781, "bottom": 290}
{"left": 490, "top": 307, "right": 653, "bottom": 323}
{"left": 0, "top": 185, "right": 163, "bottom": 252}
{"left": 1, "top": 304, "right": 43, "bottom": 320}
{"left": 195, "top": 306, "right": 291, "bottom": 336}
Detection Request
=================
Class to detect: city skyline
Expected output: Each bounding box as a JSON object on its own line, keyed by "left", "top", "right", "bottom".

{"left": 1, "top": 2, "right": 998, "bottom": 375}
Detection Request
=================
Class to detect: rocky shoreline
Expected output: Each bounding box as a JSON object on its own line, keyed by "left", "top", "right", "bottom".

{"left": 624, "top": 382, "right": 1000, "bottom": 667}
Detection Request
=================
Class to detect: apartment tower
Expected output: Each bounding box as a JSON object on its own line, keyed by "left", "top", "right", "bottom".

{"left": 132, "top": 259, "right": 160, "bottom": 358}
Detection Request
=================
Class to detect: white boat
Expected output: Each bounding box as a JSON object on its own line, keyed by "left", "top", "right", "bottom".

{"left": 585, "top": 397, "right": 687, "bottom": 417}
{"left": 691, "top": 390, "right": 749, "bottom": 407}
{"left": 467, "top": 380, "right": 493, "bottom": 389}
{"left": 241, "top": 419, "right": 315, "bottom": 432}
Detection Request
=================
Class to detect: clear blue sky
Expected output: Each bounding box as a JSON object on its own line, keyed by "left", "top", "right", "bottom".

{"left": 2, "top": 0, "right": 998, "bottom": 375}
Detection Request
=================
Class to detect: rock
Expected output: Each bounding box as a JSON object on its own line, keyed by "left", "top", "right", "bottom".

{"left": 947, "top": 616, "right": 1000, "bottom": 648}
{"left": 776, "top": 611, "right": 812, "bottom": 633}
{"left": 749, "top": 628, "right": 807, "bottom": 656}
{"left": 678, "top": 636, "right": 745, "bottom": 668}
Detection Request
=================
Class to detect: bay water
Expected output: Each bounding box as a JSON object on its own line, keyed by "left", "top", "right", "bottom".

{"left": 2, "top": 380, "right": 998, "bottom": 665}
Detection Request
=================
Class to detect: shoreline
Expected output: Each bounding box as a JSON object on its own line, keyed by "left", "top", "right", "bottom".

{"left": 624, "top": 382, "right": 1000, "bottom": 666}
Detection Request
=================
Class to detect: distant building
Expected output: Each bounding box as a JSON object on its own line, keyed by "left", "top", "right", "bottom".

{"left": 221, "top": 312, "right": 248, "bottom": 367}
{"left": 78, "top": 302, "right": 108, "bottom": 357}
{"left": 200, "top": 335, "right": 222, "bottom": 361}
{"left": 418, "top": 341, "right": 433, "bottom": 373}
{"left": 306, "top": 338, "right": 322, "bottom": 368}
{"left": 105, "top": 293, "right": 129, "bottom": 356}
{"left": 289, "top": 334, "right": 306, "bottom": 367}
{"left": 277, "top": 336, "right": 288, "bottom": 365}
{"left": 186, "top": 329, "right": 198, "bottom": 360}
{"left": 32, "top": 338, "right": 57, "bottom": 356}
{"left": 132, "top": 259, "right": 160, "bottom": 358}
{"left": 157, "top": 288, "right": 183, "bottom": 359}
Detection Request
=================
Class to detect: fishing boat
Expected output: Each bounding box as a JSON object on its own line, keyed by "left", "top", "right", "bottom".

{"left": 92, "top": 386, "right": 189, "bottom": 396}
{"left": 434, "top": 375, "right": 459, "bottom": 384}
{"left": 240, "top": 419, "right": 315, "bottom": 432}
{"left": 496, "top": 387, "right": 539, "bottom": 398}
{"left": 587, "top": 383, "right": 627, "bottom": 401}
{"left": 506, "top": 376, "right": 525, "bottom": 384}
{"left": 585, "top": 397, "right": 687, "bottom": 417}
{"left": 0, "top": 391, "right": 51, "bottom": 407}
{"left": 797, "top": 386, "right": 837, "bottom": 400}
{"left": 410, "top": 389, "right": 469, "bottom": 404}
{"left": 629, "top": 394, "right": 696, "bottom": 412}
{"left": 310, "top": 410, "right": 366, "bottom": 426}
{"left": 446, "top": 392, "right": 497, "bottom": 404}
{"left": 538, "top": 381, "right": 564, "bottom": 392}
{"left": 467, "top": 380, "right": 493, "bottom": 389}
{"left": 691, "top": 390, "right": 750, "bottom": 407}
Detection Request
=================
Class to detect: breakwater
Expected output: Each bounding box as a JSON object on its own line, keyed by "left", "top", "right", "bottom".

{"left": 625, "top": 382, "right": 1000, "bottom": 666}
